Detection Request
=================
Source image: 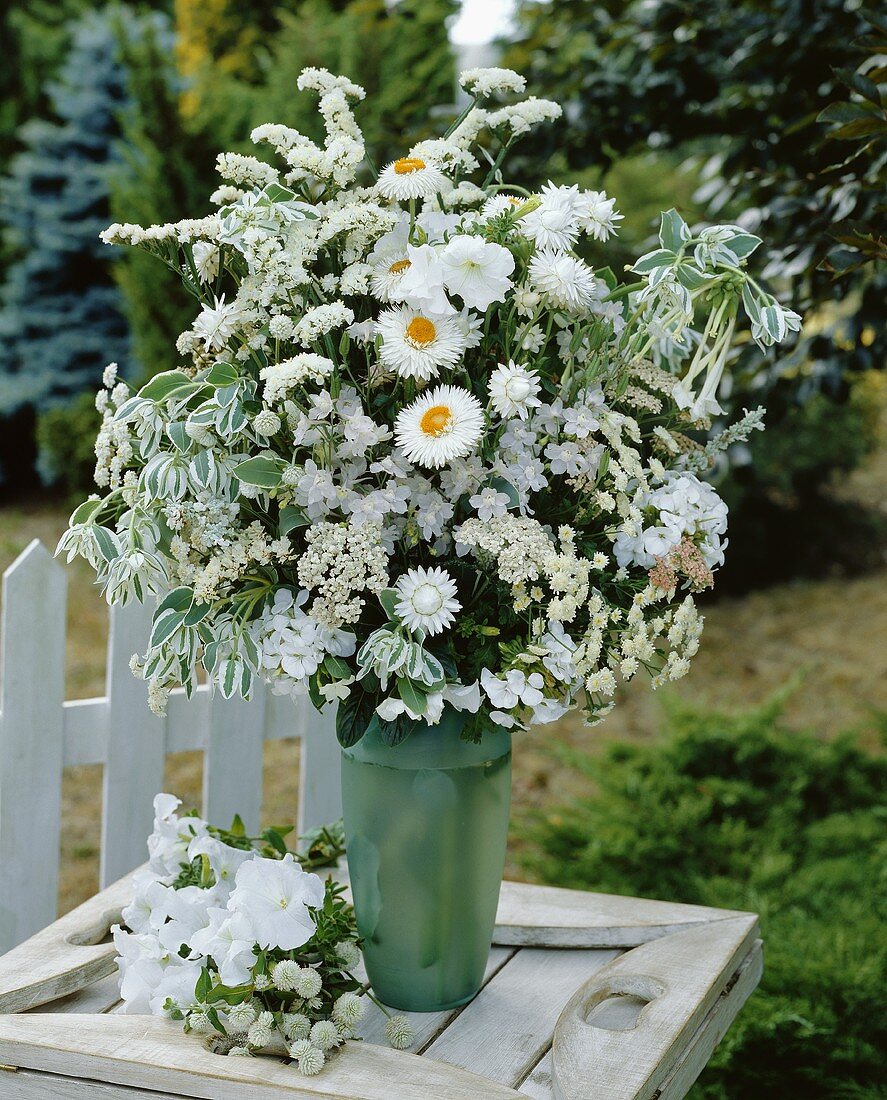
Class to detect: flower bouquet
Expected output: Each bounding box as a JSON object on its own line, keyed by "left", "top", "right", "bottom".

{"left": 115, "top": 795, "right": 413, "bottom": 1076}
{"left": 60, "top": 65, "right": 800, "bottom": 1010}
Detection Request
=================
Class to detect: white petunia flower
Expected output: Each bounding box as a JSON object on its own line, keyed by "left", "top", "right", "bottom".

{"left": 397, "top": 244, "right": 454, "bottom": 316}
{"left": 439, "top": 236, "right": 515, "bottom": 311}
{"left": 395, "top": 384, "right": 484, "bottom": 468}
{"left": 376, "top": 307, "right": 467, "bottom": 381}
{"left": 489, "top": 361, "right": 542, "bottom": 420}
{"left": 228, "top": 854, "right": 324, "bottom": 951}
{"left": 376, "top": 156, "right": 448, "bottom": 201}
{"left": 394, "top": 566, "right": 461, "bottom": 636}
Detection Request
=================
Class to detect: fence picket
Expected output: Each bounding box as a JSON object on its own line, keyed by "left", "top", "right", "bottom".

{"left": 100, "top": 602, "right": 166, "bottom": 888}
{"left": 0, "top": 542, "right": 67, "bottom": 951}
{"left": 204, "top": 691, "right": 266, "bottom": 833}
{"left": 0, "top": 540, "right": 342, "bottom": 947}
{"left": 297, "top": 698, "right": 342, "bottom": 834}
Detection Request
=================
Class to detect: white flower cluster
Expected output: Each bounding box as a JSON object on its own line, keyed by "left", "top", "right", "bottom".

{"left": 113, "top": 795, "right": 411, "bottom": 1076}
{"left": 60, "top": 65, "right": 800, "bottom": 735}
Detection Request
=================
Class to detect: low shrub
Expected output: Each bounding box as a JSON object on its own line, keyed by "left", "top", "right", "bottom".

{"left": 517, "top": 698, "right": 887, "bottom": 1098}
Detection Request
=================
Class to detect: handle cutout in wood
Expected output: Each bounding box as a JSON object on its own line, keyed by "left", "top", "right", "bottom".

{"left": 581, "top": 976, "right": 664, "bottom": 1032}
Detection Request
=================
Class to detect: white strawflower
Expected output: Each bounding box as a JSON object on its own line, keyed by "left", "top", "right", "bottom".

{"left": 272, "top": 959, "right": 302, "bottom": 992}
{"left": 282, "top": 1013, "right": 311, "bottom": 1041}
{"left": 528, "top": 249, "right": 599, "bottom": 313}
{"left": 439, "top": 235, "right": 515, "bottom": 311}
{"left": 376, "top": 307, "right": 467, "bottom": 382}
{"left": 294, "top": 967, "right": 323, "bottom": 999}
{"left": 310, "top": 1020, "right": 341, "bottom": 1051}
{"left": 385, "top": 1015, "right": 414, "bottom": 1050}
{"left": 332, "top": 992, "right": 365, "bottom": 1027}
{"left": 489, "top": 361, "right": 542, "bottom": 420}
{"left": 394, "top": 566, "right": 461, "bottom": 636}
{"left": 193, "top": 294, "right": 244, "bottom": 351}
{"left": 187, "top": 1011, "right": 212, "bottom": 1035}
{"left": 376, "top": 156, "right": 448, "bottom": 201}
{"left": 521, "top": 183, "right": 584, "bottom": 252}
{"left": 192, "top": 240, "right": 220, "bottom": 283}
{"left": 395, "top": 384, "right": 484, "bottom": 468}
{"left": 578, "top": 189, "right": 623, "bottom": 241}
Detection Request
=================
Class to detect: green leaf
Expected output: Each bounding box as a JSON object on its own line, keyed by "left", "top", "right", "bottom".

{"left": 196, "top": 967, "right": 212, "bottom": 1003}
{"left": 279, "top": 505, "right": 309, "bottom": 536}
{"left": 378, "top": 587, "right": 401, "bottom": 620}
{"left": 69, "top": 498, "right": 103, "bottom": 526}
{"left": 263, "top": 827, "right": 289, "bottom": 856}
{"left": 632, "top": 248, "right": 676, "bottom": 274}
{"left": 167, "top": 422, "right": 190, "bottom": 453}
{"left": 233, "top": 456, "right": 286, "bottom": 488}
{"left": 206, "top": 362, "right": 240, "bottom": 387}
{"left": 658, "top": 209, "right": 690, "bottom": 251}
{"left": 827, "top": 117, "right": 887, "bottom": 140}
{"left": 336, "top": 693, "right": 372, "bottom": 748}
{"left": 138, "top": 370, "right": 194, "bottom": 402}
{"left": 595, "top": 265, "right": 618, "bottom": 291}
{"left": 817, "top": 100, "right": 874, "bottom": 124}
{"left": 263, "top": 182, "right": 296, "bottom": 203}
{"left": 832, "top": 67, "right": 883, "bottom": 106}
{"left": 376, "top": 713, "right": 413, "bottom": 747}
{"left": 156, "top": 587, "right": 195, "bottom": 615}
{"left": 727, "top": 232, "right": 763, "bottom": 260}
{"left": 323, "top": 654, "right": 352, "bottom": 680}
{"left": 229, "top": 813, "right": 246, "bottom": 837}
{"left": 92, "top": 526, "right": 120, "bottom": 563}
{"left": 397, "top": 677, "right": 427, "bottom": 715}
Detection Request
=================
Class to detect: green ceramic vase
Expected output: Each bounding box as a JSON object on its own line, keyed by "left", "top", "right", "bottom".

{"left": 341, "top": 708, "right": 512, "bottom": 1012}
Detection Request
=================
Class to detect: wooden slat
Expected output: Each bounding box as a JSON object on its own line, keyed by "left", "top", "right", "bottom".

{"left": 100, "top": 602, "right": 166, "bottom": 888}
{"left": 204, "top": 691, "right": 266, "bottom": 832}
{"left": 551, "top": 915, "right": 759, "bottom": 1100}
{"left": 0, "top": 1069, "right": 184, "bottom": 1100}
{"left": 356, "top": 947, "right": 516, "bottom": 1049}
{"left": 423, "top": 947, "right": 620, "bottom": 1087}
{"left": 62, "top": 698, "right": 109, "bottom": 767}
{"left": 0, "top": 1015, "right": 524, "bottom": 1099}
{"left": 0, "top": 541, "right": 67, "bottom": 951}
{"left": 297, "top": 697, "right": 341, "bottom": 833}
{"left": 494, "top": 880, "right": 754, "bottom": 947}
{"left": 517, "top": 1050, "right": 554, "bottom": 1099}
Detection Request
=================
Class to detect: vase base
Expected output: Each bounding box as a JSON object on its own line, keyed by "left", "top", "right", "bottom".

{"left": 372, "top": 987, "right": 479, "bottom": 1014}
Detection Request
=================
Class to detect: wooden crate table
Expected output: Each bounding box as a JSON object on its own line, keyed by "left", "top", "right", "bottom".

{"left": 0, "top": 867, "right": 762, "bottom": 1099}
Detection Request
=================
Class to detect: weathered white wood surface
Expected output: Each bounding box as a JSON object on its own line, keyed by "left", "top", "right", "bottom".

{"left": 0, "top": 540, "right": 342, "bottom": 952}
{"left": 0, "top": 874, "right": 762, "bottom": 1100}
{"left": 0, "top": 542, "right": 67, "bottom": 952}
{"left": 101, "top": 602, "right": 166, "bottom": 888}
{"left": 552, "top": 915, "right": 760, "bottom": 1100}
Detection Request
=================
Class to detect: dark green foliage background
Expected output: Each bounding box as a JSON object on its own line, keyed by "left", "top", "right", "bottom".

{"left": 516, "top": 700, "right": 887, "bottom": 1098}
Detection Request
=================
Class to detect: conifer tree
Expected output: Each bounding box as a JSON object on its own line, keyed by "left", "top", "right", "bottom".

{"left": 0, "top": 7, "right": 132, "bottom": 483}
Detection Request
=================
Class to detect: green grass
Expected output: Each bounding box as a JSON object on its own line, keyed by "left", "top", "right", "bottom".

{"left": 515, "top": 697, "right": 887, "bottom": 1099}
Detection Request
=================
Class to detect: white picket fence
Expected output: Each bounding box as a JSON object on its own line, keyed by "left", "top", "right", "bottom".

{"left": 0, "top": 539, "right": 341, "bottom": 953}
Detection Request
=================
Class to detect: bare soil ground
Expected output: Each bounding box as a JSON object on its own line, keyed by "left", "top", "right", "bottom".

{"left": 1, "top": 445, "right": 885, "bottom": 909}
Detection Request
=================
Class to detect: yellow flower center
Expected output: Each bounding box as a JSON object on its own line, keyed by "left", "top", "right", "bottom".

{"left": 394, "top": 156, "right": 427, "bottom": 175}
{"left": 405, "top": 317, "right": 436, "bottom": 346}
{"left": 389, "top": 258, "right": 411, "bottom": 274}
{"left": 420, "top": 405, "right": 453, "bottom": 437}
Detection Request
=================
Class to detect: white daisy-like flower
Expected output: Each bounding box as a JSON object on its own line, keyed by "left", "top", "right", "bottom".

{"left": 489, "top": 361, "right": 542, "bottom": 420}
{"left": 192, "top": 240, "right": 220, "bottom": 283}
{"left": 439, "top": 236, "right": 515, "bottom": 311}
{"left": 395, "top": 384, "right": 484, "bottom": 468}
{"left": 479, "top": 194, "right": 525, "bottom": 222}
{"left": 369, "top": 255, "right": 412, "bottom": 302}
{"left": 193, "top": 295, "right": 244, "bottom": 351}
{"left": 521, "top": 183, "right": 584, "bottom": 251}
{"left": 376, "top": 156, "right": 448, "bottom": 201}
{"left": 578, "top": 189, "right": 623, "bottom": 241}
{"left": 394, "top": 566, "right": 461, "bottom": 636}
{"left": 376, "top": 308, "right": 467, "bottom": 381}
{"left": 528, "top": 249, "right": 599, "bottom": 313}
